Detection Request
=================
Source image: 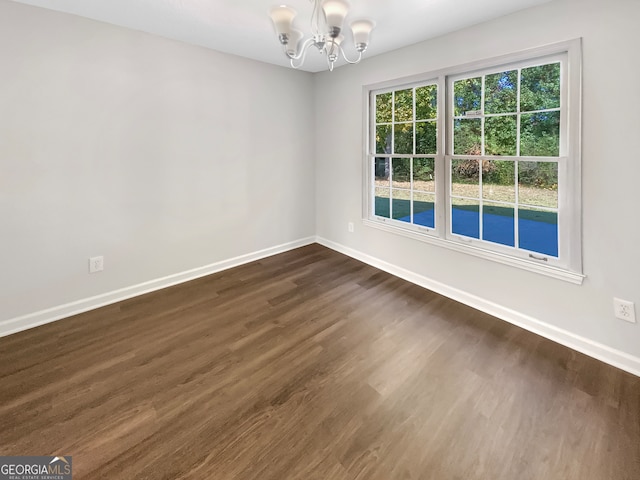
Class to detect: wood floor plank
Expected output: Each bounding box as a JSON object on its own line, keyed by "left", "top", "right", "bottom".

{"left": 1, "top": 244, "right": 639, "bottom": 479}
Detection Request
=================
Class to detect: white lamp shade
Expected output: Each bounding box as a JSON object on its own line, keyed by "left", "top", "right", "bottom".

{"left": 333, "top": 34, "right": 345, "bottom": 47}
{"left": 270, "top": 5, "right": 297, "bottom": 36}
{"left": 322, "top": 0, "right": 349, "bottom": 31}
{"left": 351, "top": 19, "right": 375, "bottom": 46}
{"left": 327, "top": 34, "right": 344, "bottom": 55}
{"left": 286, "top": 29, "right": 304, "bottom": 55}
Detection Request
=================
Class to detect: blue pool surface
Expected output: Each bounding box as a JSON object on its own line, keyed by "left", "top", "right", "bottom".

{"left": 400, "top": 208, "right": 558, "bottom": 257}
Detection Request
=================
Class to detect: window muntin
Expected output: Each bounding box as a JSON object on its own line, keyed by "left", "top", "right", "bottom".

{"left": 366, "top": 43, "right": 581, "bottom": 278}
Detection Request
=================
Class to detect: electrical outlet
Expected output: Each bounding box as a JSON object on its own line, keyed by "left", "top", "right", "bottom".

{"left": 89, "top": 256, "right": 104, "bottom": 274}
{"left": 613, "top": 298, "right": 636, "bottom": 323}
{"left": 348, "top": 222, "right": 354, "bottom": 233}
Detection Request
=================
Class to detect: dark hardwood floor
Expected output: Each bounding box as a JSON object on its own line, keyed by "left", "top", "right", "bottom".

{"left": 1, "top": 244, "right": 638, "bottom": 479}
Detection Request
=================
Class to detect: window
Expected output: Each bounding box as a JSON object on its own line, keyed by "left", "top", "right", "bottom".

{"left": 373, "top": 85, "right": 438, "bottom": 229}
{"left": 365, "top": 41, "right": 583, "bottom": 283}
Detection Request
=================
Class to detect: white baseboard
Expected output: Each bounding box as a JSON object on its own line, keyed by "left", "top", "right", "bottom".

{"left": 0, "top": 237, "right": 316, "bottom": 339}
{"left": 316, "top": 237, "right": 640, "bottom": 378}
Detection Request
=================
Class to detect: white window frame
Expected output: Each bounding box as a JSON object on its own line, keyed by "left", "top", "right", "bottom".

{"left": 362, "top": 39, "right": 583, "bottom": 284}
{"left": 368, "top": 80, "right": 442, "bottom": 235}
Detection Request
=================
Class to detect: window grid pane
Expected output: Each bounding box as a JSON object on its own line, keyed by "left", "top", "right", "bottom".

{"left": 373, "top": 84, "right": 438, "bottom": 228}
{"left": 449, "top": 157, "right": 558, "bottom": 257}
{"left": 452, "top": 62, "right": 561, "bottom": 159}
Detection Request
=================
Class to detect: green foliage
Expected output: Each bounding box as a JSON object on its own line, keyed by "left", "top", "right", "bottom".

{"left": 413, "top": 158, "right": 434, "bottom": 182}
{"left": 374, "top": 85, "right": 439, "bottom": 157}
{"left": 453, "top": 158, "right": 556, "bottom": 190}
{"left": 483, "top": 160, "right": 515, "bottom": 185}
{"left": 520, "top": 112, "right": 560, "bottom": 156}
{"left": 485, "top": 70, "right": 517, "bottom": 114}
{"left": 416, "top": 121, "right": 437, "bottom": 155}
{"left": 392, "top": 158, "right": 411, "bottom": 183}
{"left": 374, "top": 157, "right": 390, "bottom": 180}
{"left": 454, "top": 119, "right": 481, "bottom": 155}
{"left": 451, "top": 62, "right": 560, "bottom": 159}
{"left": 375, "top": 158, "right": 434, "bottom": 186}
{"left": 376, "top": 92, "right": 392, "bottom": 123}
{"left": 485, "top": 115, "right": 517, "bottom": 156}
{"left": 416, "top": 85, "right": 437, "bottom": 120}
{"left": 376, "top": 124, "right": 391, "bottom": 154}
{"left": 518, "top": 161, "right": 558, "bottom": 189}
{"left": 521, "top": 63, "right": 560, "bottom": 112}
{"left": 452, "top": 159, "right": 494, "bottom": 183}
{"left": 394, "top": 89, "right": 413, "bottom": 122}
{"left": 454, "top": 77, "right": 482, "bottom": 116}
{"left": 394, "top": 123, "right": 413, "bottom": 154}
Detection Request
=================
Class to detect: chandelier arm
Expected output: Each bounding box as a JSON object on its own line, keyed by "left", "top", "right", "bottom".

{"left": 288, "top": 38, "right": 316, "bottom": 68}
{"left": 338, "top": 45, "right": 363, "bottom": 65}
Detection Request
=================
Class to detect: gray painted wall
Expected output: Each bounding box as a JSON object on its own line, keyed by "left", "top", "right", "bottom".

{"left": 0, "top": 0, "right": 316, "bottom": 321}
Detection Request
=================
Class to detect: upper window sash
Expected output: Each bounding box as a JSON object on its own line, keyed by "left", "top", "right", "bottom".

{"left": 447, "top": 53, "right": 567, "bottom": 159}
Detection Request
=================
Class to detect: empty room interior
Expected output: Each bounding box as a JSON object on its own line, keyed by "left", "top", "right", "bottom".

{"left": 1, "top": 0, "right": 639, "bottom": 478}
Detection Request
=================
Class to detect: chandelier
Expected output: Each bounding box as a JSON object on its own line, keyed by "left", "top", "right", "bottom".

{"left": 269, "top": 0, "right": 375, "bottom": 71}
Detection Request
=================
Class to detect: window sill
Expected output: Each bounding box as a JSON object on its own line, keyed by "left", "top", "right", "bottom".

{"left": 363, "top": 219, "right": 585, "bottom": 285}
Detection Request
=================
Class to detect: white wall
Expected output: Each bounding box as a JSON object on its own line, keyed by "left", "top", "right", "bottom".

{"left": 315, "top": 0, "right": 640, "bottom": 369}
{"left": 0, "top": 1, "right": 315, "bottom": 325}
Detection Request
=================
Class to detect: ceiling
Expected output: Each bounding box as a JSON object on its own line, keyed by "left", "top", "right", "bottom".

{"left": 10, "top": 0, "right": 553, "bottom": 72}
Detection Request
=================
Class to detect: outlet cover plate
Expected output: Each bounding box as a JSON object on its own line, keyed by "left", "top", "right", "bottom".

{"left": 89, "top": 256, "right": 104, "bottom": 274}
{"left": 613, "top": 298, "right": 636, "bottom": 323}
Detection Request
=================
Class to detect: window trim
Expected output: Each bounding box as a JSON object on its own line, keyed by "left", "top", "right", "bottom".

{"left": 362, "top": 39, "right": 583, "bottom": 284}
